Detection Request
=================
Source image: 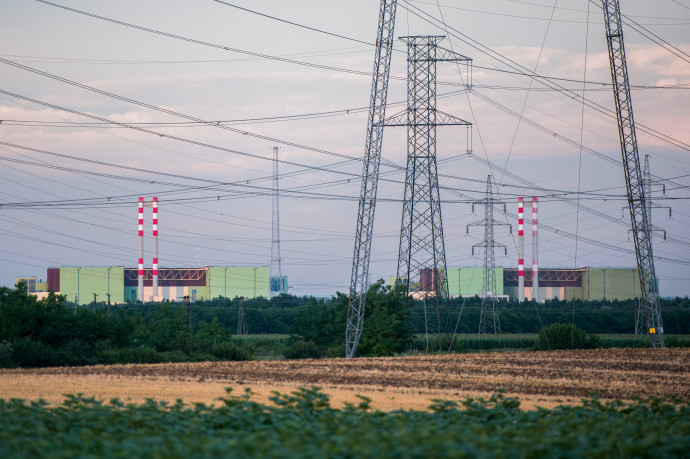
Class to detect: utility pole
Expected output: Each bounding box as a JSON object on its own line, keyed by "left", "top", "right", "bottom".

{"left": 467, "top": 175, "right": 510, "bottom": 334}
{"left": 384, "top": 35, "right": 472, "bottom": 349}
{"left": 345, "top": 0, "right": 397, "bottom": 358}
{"left": 602, "top": 0, "right": 663, "bottom": 347}
{"left": 106, "top": 293, "right": 111, "bottom": 316}
{"left": 93, "top": 293, "right": 97, "bottom": 313}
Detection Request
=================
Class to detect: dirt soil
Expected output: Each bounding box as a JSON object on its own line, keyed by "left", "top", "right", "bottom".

{"left": 1, "top": 349, "right": 687, "bottom": 411}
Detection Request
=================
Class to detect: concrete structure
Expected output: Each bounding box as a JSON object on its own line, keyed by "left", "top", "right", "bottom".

{"left": 447, "top": 267, "right": 505, "bottom": 298}
{"left": 15, "top": 276, "right": 37, "bottom": 293}
{"left": 46, "top": 266, "right": 272, "bottom": 305}
{"left": 58, "top": 267, "right": 125, "bottom": 305}
{"left": 392, "top": 266, "right": 643, "bottom": 302}
{"left": 503, "top": 267, "right": 641, "bottom": 301}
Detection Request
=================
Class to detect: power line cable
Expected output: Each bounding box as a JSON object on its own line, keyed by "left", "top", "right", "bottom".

{"left": 210, "top": 0, "right": 372, "bottom": 46}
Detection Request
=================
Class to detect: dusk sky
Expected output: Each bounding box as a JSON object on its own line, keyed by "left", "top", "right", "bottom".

{"left": 1, "top": 0, "right": 689, "bottom": 297}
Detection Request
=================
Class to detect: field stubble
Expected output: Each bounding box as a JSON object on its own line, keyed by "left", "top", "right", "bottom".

{"left": 1, "top": 349, "right": 687, "bottom": 410}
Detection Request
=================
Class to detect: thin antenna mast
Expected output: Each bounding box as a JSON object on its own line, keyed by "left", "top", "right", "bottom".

{"left": 270, "top": 146, "right": 284, "bottom": 297}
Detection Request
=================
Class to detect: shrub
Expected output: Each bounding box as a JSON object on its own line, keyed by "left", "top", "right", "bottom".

{"left": 11, "top": 337, "right": 59, "bottom": 367}
{"left": 212, "top": 341, "right": 254, "bottom": 361}
{"left": 533, "top": 323, "right": 600, "bottom": 350}
{"left": 664, "top": 335, "right": 690, "bottom": 348}
{"left": 283, "top": 339, "right": 321, "bottom": 359}
{"left": 97, "top": 349, "right": 122, "bottom": 365}
{"left": 0, "top": 340, "right": 14, "bottom": 368}
{"left": 119, "top": 346, "right": 161, "bottom": 364}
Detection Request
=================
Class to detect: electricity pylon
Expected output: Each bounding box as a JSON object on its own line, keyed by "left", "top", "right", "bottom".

{"left": 634, "top": 155, "right": 669, "bottom": 333}
{"left": 237, "top": 297, "right": 248, "bottom": 335}
{"left": 346, "top": 0, "right": 397, "bottom": 358}
{"left": 384, "top": 35, "right": 471, "bottom": 350}
{"left": 467, "top": 175, "right": 510, "bottom": 334}
{"left": 603, "top": 0, "right": 663, "bottom": 347}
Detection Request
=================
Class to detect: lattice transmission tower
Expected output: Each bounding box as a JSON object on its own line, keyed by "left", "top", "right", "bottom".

{"left": 345, "top": 0, "right": 398, "bottom": 358}
{"left": 383, "top": 35, "right": 472, "bottom": 349}
{"left": 237, "top": 297, "right": 248, "bottom": 335}
{"left": 603, "top": 0, "right": 664, "bottom": 347}
{"left": 635, "top": 155, "right": 669, "bottom": 334}
{"left": 270, "top": 146, "right": 285, "bottom": 298}
{"left": 467, "top": 175, "right": 510, "bottom": 334}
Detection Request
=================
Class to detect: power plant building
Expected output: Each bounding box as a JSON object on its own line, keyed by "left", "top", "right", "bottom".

{"left": 397, "top": 267, "right": 643, "bottom": 301}
{"left": 46, "top": 266, "right": 272, "bottom": 305}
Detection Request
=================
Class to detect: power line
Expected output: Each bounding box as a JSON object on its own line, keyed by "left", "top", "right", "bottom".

{"left": 211, "top": 0, "right": 372, "bottom": 46}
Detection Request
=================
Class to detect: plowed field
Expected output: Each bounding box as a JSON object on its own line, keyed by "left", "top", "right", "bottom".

{"left": 1, "top": 349, "right": 688, "bottom": 410}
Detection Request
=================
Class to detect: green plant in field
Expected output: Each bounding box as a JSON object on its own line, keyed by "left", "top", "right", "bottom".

{"left": 283, "top": 339, "right": 321, "bottom": 359}
{"left": 0, "top": 389, "right": 688, "bottom": 458}
{"left": 533, "top": 323, "right": 600, "bottom": 350}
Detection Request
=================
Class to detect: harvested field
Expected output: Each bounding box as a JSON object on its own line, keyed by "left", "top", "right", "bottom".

{"left": 1, "top": 349, "right": 688, "bottom": 410}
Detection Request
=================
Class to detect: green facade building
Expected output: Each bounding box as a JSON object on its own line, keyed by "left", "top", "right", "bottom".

{"left": 47, "top": 266, "right": 272, "bottom": 305}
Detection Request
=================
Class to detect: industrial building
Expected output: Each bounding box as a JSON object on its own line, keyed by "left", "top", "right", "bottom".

{"left": 15, "top": 276, "right": 47, "bottom": 294}
{"left": 393, "top": 267, "right": 642, "bottom": 302}
{"left": 45, "top": 266, "right": 281, "bottom": 305}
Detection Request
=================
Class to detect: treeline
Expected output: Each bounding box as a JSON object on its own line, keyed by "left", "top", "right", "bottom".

{"left": 0, "top": 284, "right": 253, "bottom": 368}
{"left": 188, "top": 294, "right": 690, "bottom": 336}
{"left": 0, "top": 281, "right": 411, "bottom": 367}
{"left": 1, "top": 281, "right": 689, "bottom": 367}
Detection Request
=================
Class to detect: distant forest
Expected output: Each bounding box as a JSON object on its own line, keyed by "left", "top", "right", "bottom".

{"left": 1, "top": 281, "right": 688, "bottom": 368}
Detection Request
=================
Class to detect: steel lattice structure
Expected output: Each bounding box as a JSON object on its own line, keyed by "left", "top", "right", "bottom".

{"left": 602, "top": 0, "right": 663, "bottom": 347}
{"left": 270, "top": 146, "right": 284, "bottom": 298}
{"left": 237, "top": 297, "right": 248, "bottom": 335}
{"left": 345, "top": 0, "right": 397, "bottom": 358}
{"left": 383, "top": 36, "right": 471, "bottom": 349}
{"left": 467, "top": 175, "right": 509, "bottom": 334}
{"left": 504, "top": 268, "right": 584, "bottom": 286}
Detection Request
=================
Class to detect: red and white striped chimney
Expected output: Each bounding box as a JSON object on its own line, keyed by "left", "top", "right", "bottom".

{"left": 518, "top": 197, "right": 524, "bottom": 302}
{"left": 152, "top": 197, "right": 158, "bottom": 299}
{"left": 532, "top": 196, "right": 539, "bottom": 303}
{"left": 138, "top": 197, "right": 144, "bottom": 302}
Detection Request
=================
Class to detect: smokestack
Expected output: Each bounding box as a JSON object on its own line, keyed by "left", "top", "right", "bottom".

{"left": 152, "top": 197, "right": 158, "bottom": 300}
{"left": 138, "top": 197, "right": 144, "bottom": 302}
{"left": 532, "top": 196, "right": 539, "bottom": 303}
{"left": 518, "top": 197, "right": 524, "bottom": 302}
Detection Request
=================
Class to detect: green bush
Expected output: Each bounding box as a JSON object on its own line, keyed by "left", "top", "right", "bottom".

{"left": 664, "top": 335, "right": 690, "bottom": 348}
{"left": 533, "top": 323, "right": 600, "bottom": 350}
{"left": 0, "top": 341, "right": 14, "bottom": 368}
{"left": 11, "top": 337, "right": 59, "bottom": 367}
{"left": 119, "top": 346, "right": 161, "bottom": 364}
{"left": 284, "top": 339, "right": 321, "bottom": 359}
{"left": 212, "top": 341, "right": 254, "bottom": 361}
{"left": 97, "top": 349, "right": 122, "bottom": 365}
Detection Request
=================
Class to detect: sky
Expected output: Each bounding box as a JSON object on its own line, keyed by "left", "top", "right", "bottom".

{"left": 1, "top": 0, "right": 689, "bottom": 298}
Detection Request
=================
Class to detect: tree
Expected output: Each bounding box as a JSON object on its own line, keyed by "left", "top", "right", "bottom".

{"left": 533, "top": 323, "right": 600, "bottom": 351}
{"left": 356, "top": 280, "right": 414, "bottom": 357}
